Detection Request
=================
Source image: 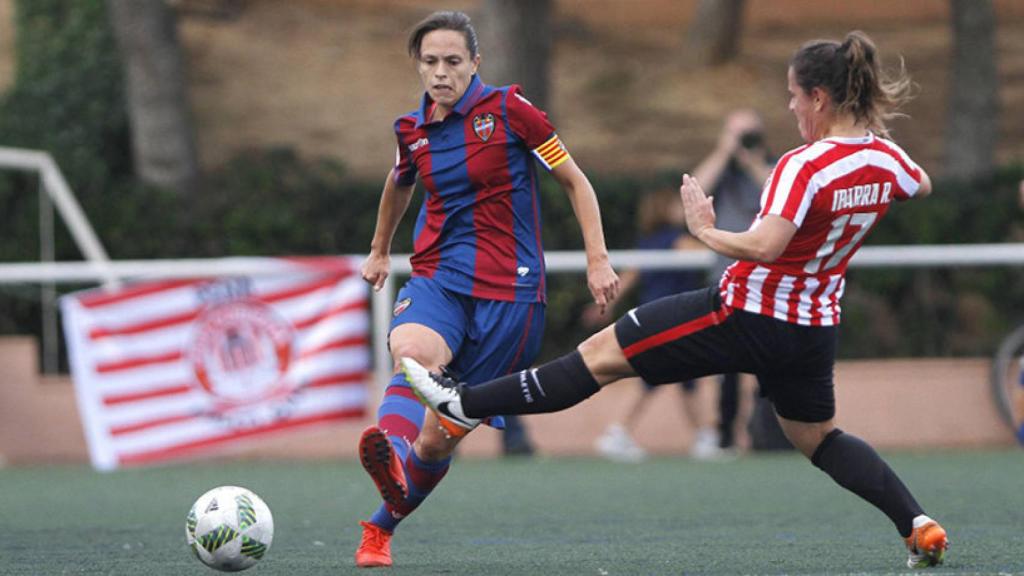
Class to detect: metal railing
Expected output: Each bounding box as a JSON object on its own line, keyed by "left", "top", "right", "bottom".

{"left": 2, "top": 244, "right": 1024, "bottom": 388}
{"left": 0, "top": 147, "right": 118, "bottom": 372}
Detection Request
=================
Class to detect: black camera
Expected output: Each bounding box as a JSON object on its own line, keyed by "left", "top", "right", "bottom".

{"left": 740, "top": 130, "right": 763, "bottom": 150}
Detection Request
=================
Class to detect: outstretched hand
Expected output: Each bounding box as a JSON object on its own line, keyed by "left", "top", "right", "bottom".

{"left": 680, "top": 174, "right": 716, "bottom": 241}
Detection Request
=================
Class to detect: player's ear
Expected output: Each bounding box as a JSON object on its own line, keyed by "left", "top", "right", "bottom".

{"left": 811, "top": 86, "right": 829, "bottom": 113}
{"left": 471, "top": 53, "right": 481, "bottom": 75}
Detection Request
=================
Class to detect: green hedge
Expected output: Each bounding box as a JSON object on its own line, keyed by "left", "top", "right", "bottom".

{"left": 0, "top": 0, "right": 128, "bottom": 338}
{"left": 840, "top": 166, "right": 1024, "bottom": 358}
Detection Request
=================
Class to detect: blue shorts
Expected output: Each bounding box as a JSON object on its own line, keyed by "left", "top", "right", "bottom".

{"left": 390, "top": 277, "right": 546, "bottom": 428}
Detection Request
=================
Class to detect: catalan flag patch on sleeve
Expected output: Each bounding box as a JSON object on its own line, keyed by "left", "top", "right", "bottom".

{"left": 532, "top": 134, "right": 570, "bottom": 170}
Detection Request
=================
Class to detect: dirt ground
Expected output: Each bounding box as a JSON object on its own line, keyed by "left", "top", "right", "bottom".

{"left": 173, "top": 0, "right": 1024, "bottom": 181}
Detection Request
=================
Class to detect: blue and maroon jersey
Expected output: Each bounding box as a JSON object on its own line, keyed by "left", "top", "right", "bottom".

{"left": 392, "top": 75, "right": 570, "bottom": 303}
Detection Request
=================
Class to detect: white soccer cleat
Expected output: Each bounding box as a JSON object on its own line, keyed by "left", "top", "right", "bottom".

{"left": 399, "top": 357, "right": 480, "bottom": 437}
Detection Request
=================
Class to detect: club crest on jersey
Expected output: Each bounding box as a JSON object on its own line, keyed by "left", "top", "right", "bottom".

{"left": 393, "top": 297, "right": 412, "bottom": 317}
{"left": 473, "top": 113, "right": 495, "bottom": 142}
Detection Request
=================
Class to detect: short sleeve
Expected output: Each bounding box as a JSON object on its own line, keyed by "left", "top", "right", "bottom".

{"left": 505, "top": 86, "right": 570, "bottom": 171}
{"left": 393, "top": 118, "right": 418, "bottom": 186}
{"left": 876, "top": 139, "right": 922, "bottom": 201}
{"left": 761, "top": 149, "right": 815, "bottom": 226}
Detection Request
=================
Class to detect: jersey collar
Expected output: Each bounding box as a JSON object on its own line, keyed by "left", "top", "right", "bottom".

{"left": 822, "top": 133, "right": 875, "bottom": 146}
{"left": 416, "top": 75, "right": 487, "bottom": 127}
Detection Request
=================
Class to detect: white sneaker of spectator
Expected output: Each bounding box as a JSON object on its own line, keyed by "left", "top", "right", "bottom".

{"left": 690, "top": 427, "right": 729, "bottom": 461}
{"left": 595, "top": 424, "right": 647, "bottom": 463}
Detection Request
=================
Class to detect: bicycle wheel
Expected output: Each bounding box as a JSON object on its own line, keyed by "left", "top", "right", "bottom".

{"left": 990, "top": 324, "right": 1024, "bottom": 436}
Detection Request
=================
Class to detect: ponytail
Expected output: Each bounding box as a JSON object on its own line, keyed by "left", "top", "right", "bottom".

{"left": 791, "top": 31, "right": 914, "bottom": 138}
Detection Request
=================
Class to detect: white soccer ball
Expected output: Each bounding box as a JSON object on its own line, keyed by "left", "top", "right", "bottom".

{"left": 186, "top": 486, "right": 274, "bottom": 572}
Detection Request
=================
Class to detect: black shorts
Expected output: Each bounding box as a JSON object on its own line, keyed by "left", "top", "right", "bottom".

{"left": 614, "top": 287, "right": 837, "bottom": 422}
{"left": 641, "top": 379, "right": 696, "bottom": 393}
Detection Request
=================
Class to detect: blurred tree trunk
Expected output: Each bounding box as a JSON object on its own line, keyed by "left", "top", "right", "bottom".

{"left": 945, "top": 0, "right": 997, "bottom": 181}
{"left": 479, "top": 0, "right": 552, "bottom": 110}
{"left": 108, "top": 0, "right": 199, "bottom": 196}
{"left": 687, "top": 0, "right": 746, "bottom": 66}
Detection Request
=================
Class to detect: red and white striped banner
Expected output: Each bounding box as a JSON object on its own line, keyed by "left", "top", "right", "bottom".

{"left": 61, "top": 257, "right": 370, "bottom": 470}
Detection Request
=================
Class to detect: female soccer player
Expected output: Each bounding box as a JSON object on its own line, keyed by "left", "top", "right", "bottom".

{"left": 404, "top": 31, "right": 949, "bottom": 569}
{"left": 354, "top": 10, "right": 619, "bottom": 568}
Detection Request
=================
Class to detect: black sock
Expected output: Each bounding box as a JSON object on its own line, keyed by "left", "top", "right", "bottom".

{"left": 461, "top": 350, "right": 600, "bottom": 417}
{"left": 811, "top": 429, "right": 924, "bottom": 537}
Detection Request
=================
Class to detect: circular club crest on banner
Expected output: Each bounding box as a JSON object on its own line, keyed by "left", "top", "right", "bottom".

{"left": 190, "top": 300, "right": 295, "bottom": 410}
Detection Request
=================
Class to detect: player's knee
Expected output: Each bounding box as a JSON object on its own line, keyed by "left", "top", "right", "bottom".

{"left": 414, "top": 430, "right": 456, "bottom": 461}
{"left": 389, "top": 340, "right": 439, "bottom": 371}
{"left": 577, "top": 326, "right": 631, "bottom": 386}
{"left": 778, "top": 418, "right": 835, "bottom": 459}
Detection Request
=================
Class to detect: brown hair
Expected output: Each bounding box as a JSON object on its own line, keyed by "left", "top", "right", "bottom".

{"left": 407, "top": 11, "right": 479, "bottom": 60}
{"left": 790, "top": 31, "right": 913, "bottom": 138}
{"left": 637, "top": 188, "right": 679, "bottom": 235}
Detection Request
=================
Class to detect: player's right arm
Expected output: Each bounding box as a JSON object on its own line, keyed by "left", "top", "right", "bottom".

{"left": 680, "top": 173, "right": 796, "bottom": 263}
{"left": 362, "top": 167, "right": 415, "bottom": 292}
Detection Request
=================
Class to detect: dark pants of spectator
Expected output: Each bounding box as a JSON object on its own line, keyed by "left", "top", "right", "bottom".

{"left": 501, "top": 414, "right": 534, "bottom": 456}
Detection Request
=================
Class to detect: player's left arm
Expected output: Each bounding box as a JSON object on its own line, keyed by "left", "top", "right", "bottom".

{"left": 550, "top": 157, "right": 620, "bottom": 310}
{"left": 912, "top": 168, "right": 933, "bottom": 199}
{"left": 882, "top": 139, "right": 932, "bottom": 200}
{"left": 504, "top": 86, "right": 619, "bottom": 308}
{"left": 680, "top": 173, "right": 796, "bottom": 263}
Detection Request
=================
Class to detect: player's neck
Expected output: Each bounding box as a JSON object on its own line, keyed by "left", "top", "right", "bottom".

{"left": 823, "top": 117, "right": 869, "bottom": 139}
{"left": 428, "top": 102, "right": 453, "bottom": 123}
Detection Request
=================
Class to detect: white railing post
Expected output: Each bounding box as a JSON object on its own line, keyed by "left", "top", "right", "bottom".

{"left": 0, "top": 147, "right": 118, "bottom": 289}
{"left": 372, "top": 275, "right": 396, "bottom": 406}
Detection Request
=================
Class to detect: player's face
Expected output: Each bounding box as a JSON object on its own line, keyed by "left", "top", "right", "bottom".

{"left": 787, "top": 66, "right": 820, "bottom": 143}
{"left": 417, "top": 30, "right": 480, "bottom": 113}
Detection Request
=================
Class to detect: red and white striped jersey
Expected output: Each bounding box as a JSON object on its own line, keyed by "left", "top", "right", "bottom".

{"left": 719, "top": 134, "right": 923, "bottom": 326}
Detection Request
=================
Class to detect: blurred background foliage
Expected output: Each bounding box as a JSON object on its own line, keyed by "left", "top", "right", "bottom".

{"left": 0, "top": 1, "right": 1022, "bottom": 365}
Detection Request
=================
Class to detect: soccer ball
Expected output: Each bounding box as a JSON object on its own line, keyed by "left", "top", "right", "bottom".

{"left": 186, "top": 486, "right": 274, "bottom": 572}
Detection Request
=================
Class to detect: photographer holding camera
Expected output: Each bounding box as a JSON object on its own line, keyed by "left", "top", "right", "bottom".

{"left": 693, "top": 109, "right": 773, "bottom": 234}
{"left": 691, "top": 108, "right": 786, "bottom": 453}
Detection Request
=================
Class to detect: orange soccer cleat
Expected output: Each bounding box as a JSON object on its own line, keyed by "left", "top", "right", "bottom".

{"left": 904, "top": 517, "right": 949, "bottom": 569}
{"left": 358, "top": 426, "right": 408, "bottom": 507}
{"left": 354, "top": 521, "right": 393, "bottom": 568}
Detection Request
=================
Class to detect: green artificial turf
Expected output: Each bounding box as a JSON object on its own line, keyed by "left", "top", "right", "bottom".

{"left": 1, "top": 448, "right": 1021, "bottom": 575}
